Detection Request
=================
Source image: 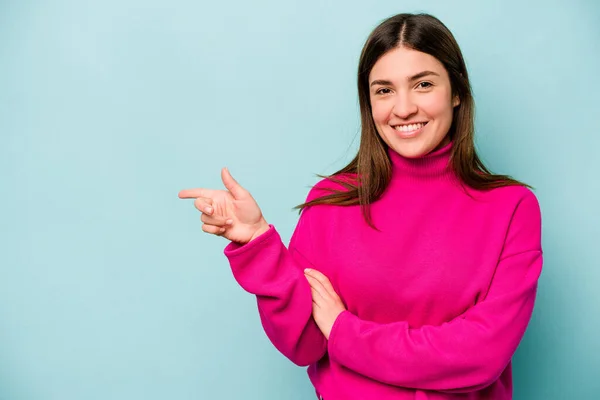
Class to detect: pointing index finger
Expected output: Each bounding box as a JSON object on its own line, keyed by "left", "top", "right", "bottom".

{"left": 178, "top": 188, "right": 212, "bottom": 199}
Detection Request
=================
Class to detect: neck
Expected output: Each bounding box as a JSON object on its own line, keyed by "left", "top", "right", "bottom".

{"left": 387, "top": 140, "right": 455, "bottom": 182}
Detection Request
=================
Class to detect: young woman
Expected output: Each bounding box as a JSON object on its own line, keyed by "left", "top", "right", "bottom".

{"left": 179, "top": 13, "right": 543, "bottom": 400}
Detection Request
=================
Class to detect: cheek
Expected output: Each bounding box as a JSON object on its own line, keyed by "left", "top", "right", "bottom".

{"left": 421, "top": 92, "right": 454, "bottom": 118}
{"left": 370, "top": 100, "right": 390, "bottom": 125}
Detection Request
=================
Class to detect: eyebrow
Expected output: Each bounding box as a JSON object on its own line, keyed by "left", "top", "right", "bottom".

{"left": 370, "top": 70, "right": 440, "bottom": 87}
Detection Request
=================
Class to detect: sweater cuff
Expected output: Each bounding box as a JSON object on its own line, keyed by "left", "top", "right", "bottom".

{"left": 223, "top": 224, "right": 278, "bottom": 259}
{"left": 327, "top": 310, "right": 353, "bottom": 361}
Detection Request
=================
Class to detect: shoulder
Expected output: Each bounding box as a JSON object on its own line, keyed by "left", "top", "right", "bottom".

{"left": 484, "top": 185, "right": 542, "bottom": 243}
{"left": 464, "top": 183, "right": 542, "bottom": 237}
{"left": 487, "top": 185, "right": 540, "bottom": 214}
{"left": 495, "top": 186, "right": 543, "bottom": 254}
{"left": 468, "top": 182, "right": 540, "bottom": 213}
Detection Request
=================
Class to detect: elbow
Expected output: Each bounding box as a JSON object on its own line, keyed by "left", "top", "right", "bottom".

{"left": 286, "top": 344, "right": 327, "bottom": 367}
{"left": 290, "top": 355, "right": 318, "bottom": 367}
{"left": 459, "top": 328, "right": 517, "bottom": 389}
{"left": 467, "top": 355, "right": 511, "bottom": 390}
{"left": 439, "top": 353, "right": 511, "bottom": 393}
{"left": 482, "top": 357, "right": 510, "bottom": 386}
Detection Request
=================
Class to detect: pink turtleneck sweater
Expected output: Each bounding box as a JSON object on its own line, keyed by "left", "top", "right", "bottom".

{"left": 224, "top": 141, "right": 543, "bottom": 399}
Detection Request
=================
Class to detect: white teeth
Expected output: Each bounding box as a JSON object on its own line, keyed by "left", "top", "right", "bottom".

{"left": 394, "top": 122, "right": 426, "bottom": 132}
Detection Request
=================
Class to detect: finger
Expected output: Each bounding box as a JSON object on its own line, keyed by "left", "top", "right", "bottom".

{"left": 178, "top": 188, "right": 215, "bottom": 199}
{"left": 309, "top": 282, "right": 324, "bottom": 300}
{"left": 221, "top": 167, "right": 247, "bottom": 200}
{"left": 309, "top": 286, "right": 324, "bottom": 308}
{"left": 305, "top": 274, "right": 327, "bottom": 301}
{"left": 304, "top": 268, "right": 336, "bottom": 294}
{"left": 201, "top": 213, "right": 233, "bottom": 227}
{"left": 201, "top": 224, "right": 226, "bottom": 236}
{"left": 311, "top": 295, "right": 319, "bottom": 316}
{"left": 193, "top": 197, "right": 215, "bottom": 215}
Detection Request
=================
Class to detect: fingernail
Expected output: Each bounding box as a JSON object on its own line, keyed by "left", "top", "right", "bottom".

{"left": 225, "top": 219, "right": 233, "bottom": 225}
{"left": 219, "top": 227, "right": 225, "bottom": 233}
{"left": 304, "top": 268, "right": 311, "bottom": 273}
{"left": 205, "top": 207, "right": 213, "bottom": 214}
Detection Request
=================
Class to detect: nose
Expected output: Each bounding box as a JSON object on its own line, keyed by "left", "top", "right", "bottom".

{"left": 392, "top": 91, "right": 418, "bottom": 119}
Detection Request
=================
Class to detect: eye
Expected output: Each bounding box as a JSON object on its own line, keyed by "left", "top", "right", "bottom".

{"left": 375, "top": 88, "right": 392, "bottom": 95}
{"left": 416, "top": 81, "right": 433, "bottom": 89}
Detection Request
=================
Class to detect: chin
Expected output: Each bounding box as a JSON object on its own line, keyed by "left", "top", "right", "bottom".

{"left": 389, "top": 140, "right": 433, "bottom": 158}
{"left": 387, "top": 131, "right": 450, "bottom": 158}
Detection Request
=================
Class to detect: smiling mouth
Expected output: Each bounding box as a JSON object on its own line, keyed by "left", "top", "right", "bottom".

{"left": 392, "top": 121, "right": 428, "bottom": 133}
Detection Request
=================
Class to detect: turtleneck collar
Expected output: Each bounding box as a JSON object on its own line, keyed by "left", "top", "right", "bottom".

{"left": 387, "top": 140, "right": 455, "bottom": 181}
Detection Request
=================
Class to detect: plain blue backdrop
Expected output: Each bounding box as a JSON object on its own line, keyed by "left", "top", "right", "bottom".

{"left": 1, "top": 0, "right": 599, "bottom": 399}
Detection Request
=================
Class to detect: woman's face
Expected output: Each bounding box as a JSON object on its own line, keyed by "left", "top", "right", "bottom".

{"left": 369, "top": 46, "right": 460, "bottom": 158}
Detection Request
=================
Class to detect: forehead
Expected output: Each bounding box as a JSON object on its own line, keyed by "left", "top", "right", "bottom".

{"left": 369, "top": 47, "right": 447, "bottom": 82}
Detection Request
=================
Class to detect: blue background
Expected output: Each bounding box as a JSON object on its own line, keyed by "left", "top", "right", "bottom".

{"left": 1, "top": 0, "right": 599, "bottom": 399}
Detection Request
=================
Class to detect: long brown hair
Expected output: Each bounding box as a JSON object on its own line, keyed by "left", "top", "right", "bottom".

{"left": 295, "top": 13, "right": 530, "bottom": 229}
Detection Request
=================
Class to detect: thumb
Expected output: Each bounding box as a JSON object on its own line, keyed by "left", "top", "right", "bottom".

{"left": 221, "top": 167, "right": 248, "bottom": 200}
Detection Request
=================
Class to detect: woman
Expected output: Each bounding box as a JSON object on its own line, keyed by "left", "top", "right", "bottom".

{"left": 179, "top": 13, "right": 543, "bottom": 400}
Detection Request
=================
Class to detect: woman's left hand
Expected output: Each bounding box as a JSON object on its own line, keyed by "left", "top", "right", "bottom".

{"left": 304, "top": 268, "right": 346, "bottom": 340}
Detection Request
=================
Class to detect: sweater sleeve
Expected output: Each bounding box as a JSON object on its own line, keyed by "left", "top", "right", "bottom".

{"left": 327, "top": 190, "right": 543, "bottom": 392}
{"left": 223, "top": 189, "right": 327, "bottom": 366}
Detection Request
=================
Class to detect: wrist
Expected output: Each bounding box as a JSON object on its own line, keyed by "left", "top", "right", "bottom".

{"left": 248, "top": 219, "right": 270, "bottom": 242}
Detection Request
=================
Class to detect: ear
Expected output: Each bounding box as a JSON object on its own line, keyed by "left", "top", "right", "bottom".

{"left": 452, "top": 95, "right": 461, "bottom": 107}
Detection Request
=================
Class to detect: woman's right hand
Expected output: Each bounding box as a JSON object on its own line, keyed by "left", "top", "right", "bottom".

{"left": 178, "top": 167, "right": 270, "bottom": 244}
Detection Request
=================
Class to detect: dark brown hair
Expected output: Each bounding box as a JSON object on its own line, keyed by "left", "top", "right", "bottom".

{"left": 295, "top": 13, "right": 530, "bottom": 228}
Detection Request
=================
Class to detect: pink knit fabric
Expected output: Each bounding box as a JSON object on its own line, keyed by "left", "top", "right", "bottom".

{"left": 224, "top": 141, "right": 543, "bottom": 399}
